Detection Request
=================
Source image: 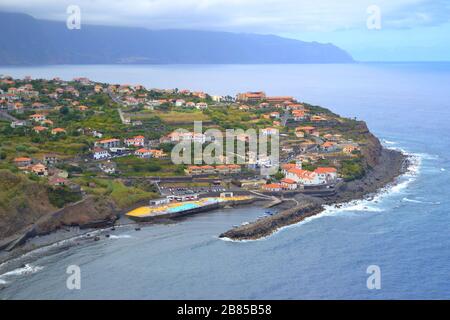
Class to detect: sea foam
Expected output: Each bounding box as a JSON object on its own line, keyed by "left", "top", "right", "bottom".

{"left": 0, "top": 264, "right": 44, "bottom": 284}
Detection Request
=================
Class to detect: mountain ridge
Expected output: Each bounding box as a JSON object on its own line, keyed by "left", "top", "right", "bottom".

{"left": 0, "top": 11, "right": 354, "bottom": 65}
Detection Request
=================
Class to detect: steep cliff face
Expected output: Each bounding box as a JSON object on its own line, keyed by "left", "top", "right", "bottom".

{"left": 0, "top": 170, "right": 57, "bottom": 240}
{"left": 33, "top": 196, "right": 119, "bottom": 235}
{"left": 357, "top": 121, "right": 383, "bottom": 169}
{"left": 0, "top": 170, "right": 119, "bottom": 245}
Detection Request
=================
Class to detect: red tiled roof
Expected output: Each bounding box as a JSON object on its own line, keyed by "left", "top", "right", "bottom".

{"left": 281, "top": 178, "right": 296, "bottom": 184}
{"left": 314, "top": 167, "right": 337, "bottom": 174}
{"left": 263, "top": 183, "right": 282, "bottom": 189}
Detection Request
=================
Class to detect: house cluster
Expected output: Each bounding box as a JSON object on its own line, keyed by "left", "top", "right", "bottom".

{"left": 174, "top": 99, "right": 208, "bottom": 109}
{"left": 92, "top": 136, "right": 166, "bottom": 160}
{"left": 236, "top": 91, "right": 302, "bottom": 109}
{"left": 262, "top": 162, "right": 337, "bottom": 192}
{"left": 186, "top": 164, "right": 241, "bottom": 176}
{"left": 109, "top": 83, "right": 211, "bottom": 109}
{"left": 0, "top": 76, "right": 97, "bottom": 114}
{"left": 28, "top": 113, "right": 66, "bottom": 135}
{"left": 160, "top": 131, "right": 210, "bottom": 144}
{"left": 12, "top": 155, "right": 76, "bottom": 188}
{"left": 134, "top": 148, "right": 166, "bottom": 159}
{"left": 0, "top": 79, "right": 38, "bottom": 107}
{"left": 283, "top": 162, "right": 337, "bottom": 185}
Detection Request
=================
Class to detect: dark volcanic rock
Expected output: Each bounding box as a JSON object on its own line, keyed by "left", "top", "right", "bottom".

{"left": 220, "top": 199, "right": 323, "bottom": 241}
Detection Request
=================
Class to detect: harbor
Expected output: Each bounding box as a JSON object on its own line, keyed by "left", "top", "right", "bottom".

{"left": 126, "top": 194, "right": 256, "bottom": 222}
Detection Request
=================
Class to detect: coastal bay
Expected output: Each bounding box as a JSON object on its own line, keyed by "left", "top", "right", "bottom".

{"left": 0, "top": 63, "right": 449, "bottom": 299}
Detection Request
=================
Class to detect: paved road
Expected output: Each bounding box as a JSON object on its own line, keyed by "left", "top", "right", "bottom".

{"left": 0, "top": 111, "right": 18, "bottom": 123}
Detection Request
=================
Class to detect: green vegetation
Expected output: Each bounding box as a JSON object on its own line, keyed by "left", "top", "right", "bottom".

{"left": 203, "top": 108, "right": 259, "bottom": 130}
{"left": 72, "top": 177, "right": 157, "bottom": 208}
{"left": 47, "top": 186, "right": 82, "bottom": 208}
{"left": 152, "top": 110, "right": 210, "bottom": 123}
{"left": 341, "top": 158, "right": 365, "bottom": 181}
{"left": 115, "top": 156, "right": 183, "bottom": 177}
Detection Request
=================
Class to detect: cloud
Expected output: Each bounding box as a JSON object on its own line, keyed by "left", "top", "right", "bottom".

{"left": 0, "top": 0, "right": 449, "bottom": 33}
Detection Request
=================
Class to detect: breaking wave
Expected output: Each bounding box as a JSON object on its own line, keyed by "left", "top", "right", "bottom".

{"left": 109, "top": 235, "right": 132, "bottom": 239}
{"left": 0, "top": 264, "right": 44, "bottom": 284}
{"left": 402, "top": 197, "right": 441, "bottom": 205}
{"left": 382, "top": 139, "right": 397, "bottom": 145}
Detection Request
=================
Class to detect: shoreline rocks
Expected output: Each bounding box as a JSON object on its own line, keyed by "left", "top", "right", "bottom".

{"left": 219, "top": 147, "right": 409, "bottom": 241}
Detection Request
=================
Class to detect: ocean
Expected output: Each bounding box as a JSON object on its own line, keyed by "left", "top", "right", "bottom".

{"left": 0, "top": 63, "right": 449, "bottom": 299}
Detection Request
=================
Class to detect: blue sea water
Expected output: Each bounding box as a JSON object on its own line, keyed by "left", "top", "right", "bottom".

{"left": 0, "top": 63, "right": 449, "bottom": 299}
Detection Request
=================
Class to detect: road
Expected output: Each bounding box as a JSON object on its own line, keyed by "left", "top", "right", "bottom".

{"left": 0, "top": 111, "right": 19, "bottom": 123}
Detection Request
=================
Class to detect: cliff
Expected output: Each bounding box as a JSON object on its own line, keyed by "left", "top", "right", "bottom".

{"left": 356, "top": 121, "right": 383, "bottom": 170}
{"left": 0, "top": 170, "right": 119, "bottom": 249}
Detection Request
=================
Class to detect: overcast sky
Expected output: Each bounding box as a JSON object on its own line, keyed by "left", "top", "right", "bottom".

{"left": 1, "top": 0, "right": 449, "bottom": 61}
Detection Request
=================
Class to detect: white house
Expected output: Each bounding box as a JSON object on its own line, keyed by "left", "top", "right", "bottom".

{"left": 95, "top": 138, "right": 121, "bottom": 149}
{"left": 29, "top": 114, "right": 46, "bottom": 122}
{"left": 285, "top": 168, "right": 322, "bottom": 186}
{"left": 281, "top": 178, "right": 298, "bottom": 190}
{"left": 93, "top": 147, "right": 111, "bottom": 160}
{"left": 124, "top": 135, "right": 145, "bottom": 147}
{"left": 195, "top": 102, "right": 208, "bottom": 110}
{"left": 11, "top": 120, "right": 27, "bottom": 128}
{"left": 175, "top": 99, "right": 186, "bottom": 107}
{"left": 135, "top": 148, "right": 152, "bottom": 158}
{"left": 314, "top": 167, "right": 338, "bottom": 184}
{"left": 92, "top": 130, "right": 103, "bottom": 138}
{"left": 261, "top": 127, "right": 278, "bottom": 136}
{"left": 99, "top": 162, "right": 116, "bottom": 174}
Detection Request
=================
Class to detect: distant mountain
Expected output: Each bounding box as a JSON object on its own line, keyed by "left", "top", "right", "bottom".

{"left": 0, "top": 11, "right": 354, "bottom": 65}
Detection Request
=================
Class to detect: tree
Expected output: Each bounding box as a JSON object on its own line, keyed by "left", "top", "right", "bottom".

{"left": 60, "top": 106, "right": 70, "bottom": 115}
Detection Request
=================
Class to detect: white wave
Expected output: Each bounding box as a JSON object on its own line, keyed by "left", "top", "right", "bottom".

{"left": 0, "top": 264, "right": 43, "bottom": 282}
{"left": 402, "top": 197, "right": 441, "bottom": 205}
{"left": 402, "top": 197, "right": 423, "bottom": 204}
{"left": 419, "top": 153, "right": 439, "bottom": 160}
{"left": 382, "top": 139, "right": 397, "bottom": 145}
{"left": 109, "top": 235, "right": 132, "bottom": 239}
{"left": 441, "top": 168, "right": 446, "bottom": 172}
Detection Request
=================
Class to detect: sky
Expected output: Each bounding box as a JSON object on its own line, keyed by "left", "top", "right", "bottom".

{"left": 0, "top": 0, "right": 449, "bottom": 61}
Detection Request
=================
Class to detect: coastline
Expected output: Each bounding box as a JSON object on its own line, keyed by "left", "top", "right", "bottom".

{"left": 0, "top": 143, "right": 408, "bottom": 267}
{"left": 0, "top": 199, "right": 267, "bottom": 267}
{"left": 0, "top": 146, "right": 408, "bottom": 266}
{"left": 219, "top": 147, "right": 410, "bottom": 241}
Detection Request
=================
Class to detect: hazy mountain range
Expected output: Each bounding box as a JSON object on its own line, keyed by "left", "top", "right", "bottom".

{"left": 0, "top": 11, "right": 354, "bottom": 65}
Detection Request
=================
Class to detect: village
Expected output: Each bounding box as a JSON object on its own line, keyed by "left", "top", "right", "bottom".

{"left": 0, "top": 75, "right": 366, "bottom": 210}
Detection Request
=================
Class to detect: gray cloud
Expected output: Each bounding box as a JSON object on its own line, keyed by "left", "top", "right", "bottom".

{"left": 0, "top": 0, "right": 449, "bottom": 33}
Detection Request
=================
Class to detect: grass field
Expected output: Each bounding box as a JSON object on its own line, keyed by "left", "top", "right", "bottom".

{"left": 130, "top": 110, "right": 211, "bottom": 124}
{"left": 72, "top": 177, "right": 158, "bottom": 208}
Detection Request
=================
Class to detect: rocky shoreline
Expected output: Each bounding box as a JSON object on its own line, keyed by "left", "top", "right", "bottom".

{"left": 219, "top": 147, "right": 409, "bottom": 241}
{"left": 0, "top": 120, "right": 408, "bottom": 264}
